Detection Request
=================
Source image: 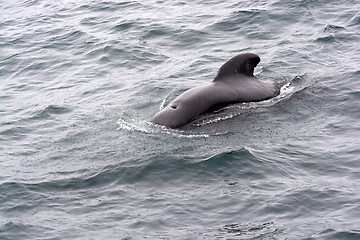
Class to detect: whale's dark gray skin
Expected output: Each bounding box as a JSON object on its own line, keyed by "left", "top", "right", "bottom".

{"left": 152, "top": 53, "right": 282, "bottom": 128}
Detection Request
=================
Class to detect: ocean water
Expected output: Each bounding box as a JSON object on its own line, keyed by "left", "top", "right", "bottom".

{"left": 1, "top": 0, "right": 360, "bottom": 239}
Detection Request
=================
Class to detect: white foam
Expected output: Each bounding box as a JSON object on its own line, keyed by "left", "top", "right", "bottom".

{"left": 117, "top": 117, "right": 211, "bottom": 138}
{"left": 116, "top": 118, "right": 151, "bottom": 133}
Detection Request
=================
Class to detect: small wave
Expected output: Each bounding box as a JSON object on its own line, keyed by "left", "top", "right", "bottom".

{"left": 92, "top": 147, "right": 267, "bottom": 186}
{"left": 323, "top": 24, "right": 345, "bottom": 33}
{"left": 347, "top": 11, "right": 360, "bottom": 26}
{"left": 220, "top": 222, "right": 277, "bottom": 238}
{"left": 317, "top": 229, "right": 360, "bottom": 239}
{"left": 0, "top": 126, "right": 29, "bottom": 141}
{"left": 195, "top": 148, "right": 271, "bottom": 179}
{"left": 29, "top": 105, "right": 72, "bottom": 121}
{"left": 316, "top": 35, "right": 336, "bottom": 43}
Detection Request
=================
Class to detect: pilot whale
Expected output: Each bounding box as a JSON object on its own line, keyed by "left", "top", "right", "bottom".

{"left": 152, "top": 53, "right": 282, "bottom": 128}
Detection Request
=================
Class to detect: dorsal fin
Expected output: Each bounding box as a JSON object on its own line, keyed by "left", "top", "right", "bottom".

{"left": 213, "top": 53, "right": 260, "bottom": 81}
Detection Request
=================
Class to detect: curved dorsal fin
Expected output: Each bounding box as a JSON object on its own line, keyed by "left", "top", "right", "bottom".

{"left": 213, "top": 53, "right": 260, "bottom": 81}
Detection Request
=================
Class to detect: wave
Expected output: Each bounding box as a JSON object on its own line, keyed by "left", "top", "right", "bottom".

{"left": 103, "top": 147, "right": 270, "bottom": 186}
{"left": 220, "top": 222, "right": 278, "bottom": 239}
{"left": 0, "top": 105, "right": 72, "bottom": 142}
{"left": 0, "top": 147, "right": 265, "bottom": 199}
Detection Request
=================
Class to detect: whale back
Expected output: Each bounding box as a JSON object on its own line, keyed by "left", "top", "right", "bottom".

{"left": 213, "top": 53, "right": 260, "bottom": 81}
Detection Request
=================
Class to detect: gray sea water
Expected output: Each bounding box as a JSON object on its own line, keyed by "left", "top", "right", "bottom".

{"left": 1, "top": 0, "right": 360, "bottom": 239}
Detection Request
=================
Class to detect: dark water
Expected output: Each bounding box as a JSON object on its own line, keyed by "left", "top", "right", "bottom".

{"left": 1, "top": 0, "right": 360, "bottom": 239}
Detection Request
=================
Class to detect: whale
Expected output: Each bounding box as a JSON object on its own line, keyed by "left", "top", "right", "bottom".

{"left": 151, "top": 53, "right": 283, "bottom": 128}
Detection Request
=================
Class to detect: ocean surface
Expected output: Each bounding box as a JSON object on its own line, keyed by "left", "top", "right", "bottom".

{"left": 1, "top": 0, "right": 360, "bottom": 239}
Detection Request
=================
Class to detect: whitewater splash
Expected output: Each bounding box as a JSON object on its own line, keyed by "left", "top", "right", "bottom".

{"left": 117, "top": 118, "right": 211, "bottom": 138}
{"left": 116, "top": 118, "right": 152, "bottom": 134}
